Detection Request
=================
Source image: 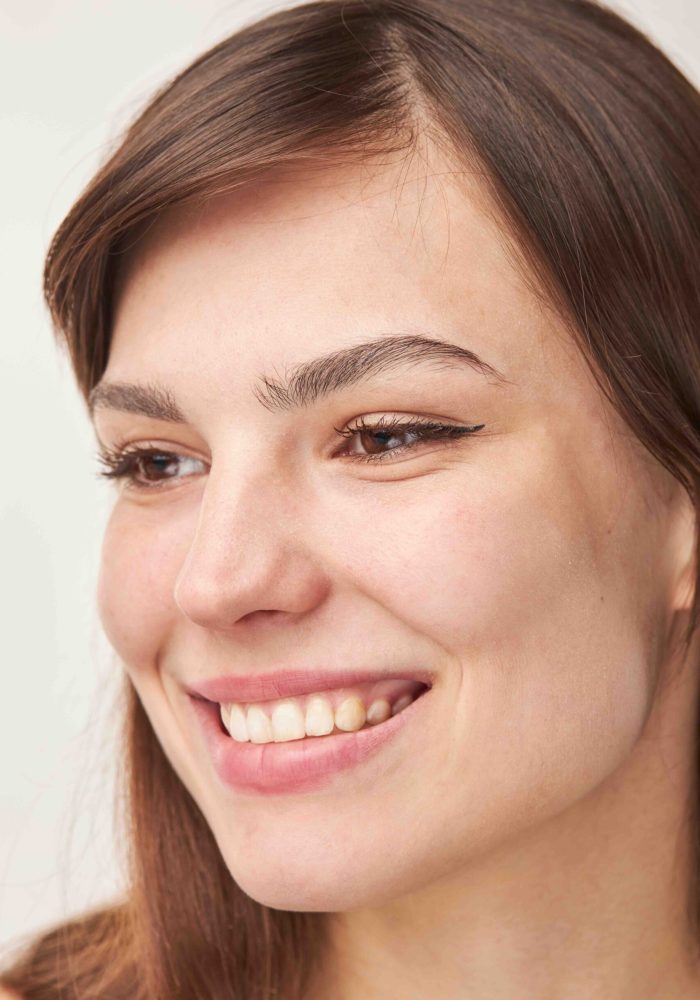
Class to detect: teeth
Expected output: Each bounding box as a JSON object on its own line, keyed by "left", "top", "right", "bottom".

{"left": 335, "top": 696, "right": 366, "bottom": 732}
{"left": 228, "top": 704, "right": 250, "bottom": 742}
{"left": 391, "top": 694, "right": 414, "bottom": 716}
{"left": 218, "top": 688, "right": 421, "bottom": 744}
{"left": 366, "top": 697, "right": 391, "bottom": 725}
{"left": 305, "top": 695, "right": 335, "bottom": 736}
{"left": 246, "top": 705, "right": 273, "bottom": 743}
{"left": 220, "top": 702, "right": 250, "bottom": 742}
{"left": 271, "top": 701, "right": 306, "bottom": 742}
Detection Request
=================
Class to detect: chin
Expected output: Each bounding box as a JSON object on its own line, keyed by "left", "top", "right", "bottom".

{"left": 213, "top": 823, "right": 433, "bottom": 913}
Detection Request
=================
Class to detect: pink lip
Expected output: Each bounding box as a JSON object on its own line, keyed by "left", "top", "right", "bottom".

{"left": 185, "top": 667, "right": 434, "bottom": 704}
{"left": 188, "top": 687, "right": 432, "bottom": 796}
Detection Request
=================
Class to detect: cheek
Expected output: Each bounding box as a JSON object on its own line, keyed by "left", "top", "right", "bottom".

{"left": 334, "top": 457, "right": 579, "bottom": 653}
{"left": 96, "top": 501, "right": 188, "bottom": 672}
{"left": 350, "top": 435, "right": 653, "bottom": 673}
{"left": 343, "top": 441, "right": 656, "bottom": 790}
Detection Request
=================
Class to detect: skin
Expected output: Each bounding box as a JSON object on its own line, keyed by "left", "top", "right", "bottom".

{"left": 93, "top": 138, "right": 700, "bottom": 999}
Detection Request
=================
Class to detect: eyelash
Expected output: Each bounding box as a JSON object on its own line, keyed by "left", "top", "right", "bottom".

{"left": 95, "top": 415, "right": 486, "bottom": 492}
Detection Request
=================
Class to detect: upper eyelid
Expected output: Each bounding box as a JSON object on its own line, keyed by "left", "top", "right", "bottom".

{"left": 96, "top": 416, "right": 454, "bottom": 456}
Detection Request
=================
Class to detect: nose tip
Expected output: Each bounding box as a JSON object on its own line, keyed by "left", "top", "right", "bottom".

{"left": 173, "top": 546, "right": 331, "bottom": 632}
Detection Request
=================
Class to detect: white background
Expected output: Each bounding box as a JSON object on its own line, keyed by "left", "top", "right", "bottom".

{"left": 1, "top": 0, "right": 699, "bottom": 956}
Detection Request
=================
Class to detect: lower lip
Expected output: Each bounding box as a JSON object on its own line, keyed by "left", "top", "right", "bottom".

{"left": 188, "top": 688, "right": 431, "bottom": 796}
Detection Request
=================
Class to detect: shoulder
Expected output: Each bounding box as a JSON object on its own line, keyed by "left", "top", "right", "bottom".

{"left": 0, "top": 900, "right": 131, "bottom": 1000}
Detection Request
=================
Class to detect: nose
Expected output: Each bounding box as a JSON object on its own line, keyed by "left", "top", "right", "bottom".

{"left": 173, "top": 462, "right": 331, "bottom": 631}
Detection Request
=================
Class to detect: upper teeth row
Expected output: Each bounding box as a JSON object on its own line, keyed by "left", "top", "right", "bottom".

{"left": 220, "top": 692, "right": 416, "bottom": 743}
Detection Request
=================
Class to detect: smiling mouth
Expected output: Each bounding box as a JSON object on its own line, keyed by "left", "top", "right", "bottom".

{"left": 214, "top": 679, "right": 430, "bottom": 745}
{"left": 188, "top": 678, "right": 433, "bottom": 795}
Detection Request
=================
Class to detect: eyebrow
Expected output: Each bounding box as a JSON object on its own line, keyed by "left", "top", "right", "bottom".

{"left": 87, "top": 333, "right": 513, "bottom": 422}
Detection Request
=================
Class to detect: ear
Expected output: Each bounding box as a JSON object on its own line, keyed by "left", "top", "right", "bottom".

{"left": 669, "top": 487, "right": 698, "bottom": 613}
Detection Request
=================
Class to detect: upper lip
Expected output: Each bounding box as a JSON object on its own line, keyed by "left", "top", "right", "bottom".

{"left": 185, "top": 668, "right": 434, "bottom": 704}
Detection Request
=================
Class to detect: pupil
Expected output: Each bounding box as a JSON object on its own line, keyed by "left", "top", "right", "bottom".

{"left": 143, "top": 455, "right": 173, "bottom": 479}
{"left": 362, "top": 430, "right": 404, "bottom": 454}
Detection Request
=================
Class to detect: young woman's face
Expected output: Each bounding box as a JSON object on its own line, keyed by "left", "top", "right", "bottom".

{"left": 93, "top": 145, "right": 694, "bottom": 911}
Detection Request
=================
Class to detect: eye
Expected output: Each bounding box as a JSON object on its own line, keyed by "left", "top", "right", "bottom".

{"left": 95, "top": 445, "right": 205, "bottom": 493}
{"left": 333, "top": 415, "right": 485, "bottom": 464}
{"left": 94, "top": 416, "right": 486, "bottom": 492}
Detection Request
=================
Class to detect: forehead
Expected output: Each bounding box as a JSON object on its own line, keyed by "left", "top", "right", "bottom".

{"left": 109, "top": 146, "right": 594, "bottom": 415}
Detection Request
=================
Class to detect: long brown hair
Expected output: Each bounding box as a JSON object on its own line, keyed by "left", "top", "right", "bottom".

{"left": 3, "top": 0, "right": 700, "bottom": 996}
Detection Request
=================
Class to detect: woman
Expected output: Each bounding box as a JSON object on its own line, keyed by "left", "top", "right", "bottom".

{"left": 2, "top": 0, "right": 699, "bottom": 996}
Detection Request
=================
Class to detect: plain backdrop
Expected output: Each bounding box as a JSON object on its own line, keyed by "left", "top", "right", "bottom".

{"left": 1, "top": 0, "right": 699, "bottom": 956}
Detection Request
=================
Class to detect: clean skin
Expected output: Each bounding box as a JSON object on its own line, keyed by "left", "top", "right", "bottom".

{"left": 92, "top": 139, "right": 700, "bottom": 999}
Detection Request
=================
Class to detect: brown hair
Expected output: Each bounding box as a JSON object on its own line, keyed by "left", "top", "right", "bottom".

{"left": 3, "top": 0, "right": 700, "bottom": 996}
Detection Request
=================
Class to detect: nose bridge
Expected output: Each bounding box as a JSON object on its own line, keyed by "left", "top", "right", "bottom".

{"left": 173, "top": 460, "right": 327, "bottom": 628}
